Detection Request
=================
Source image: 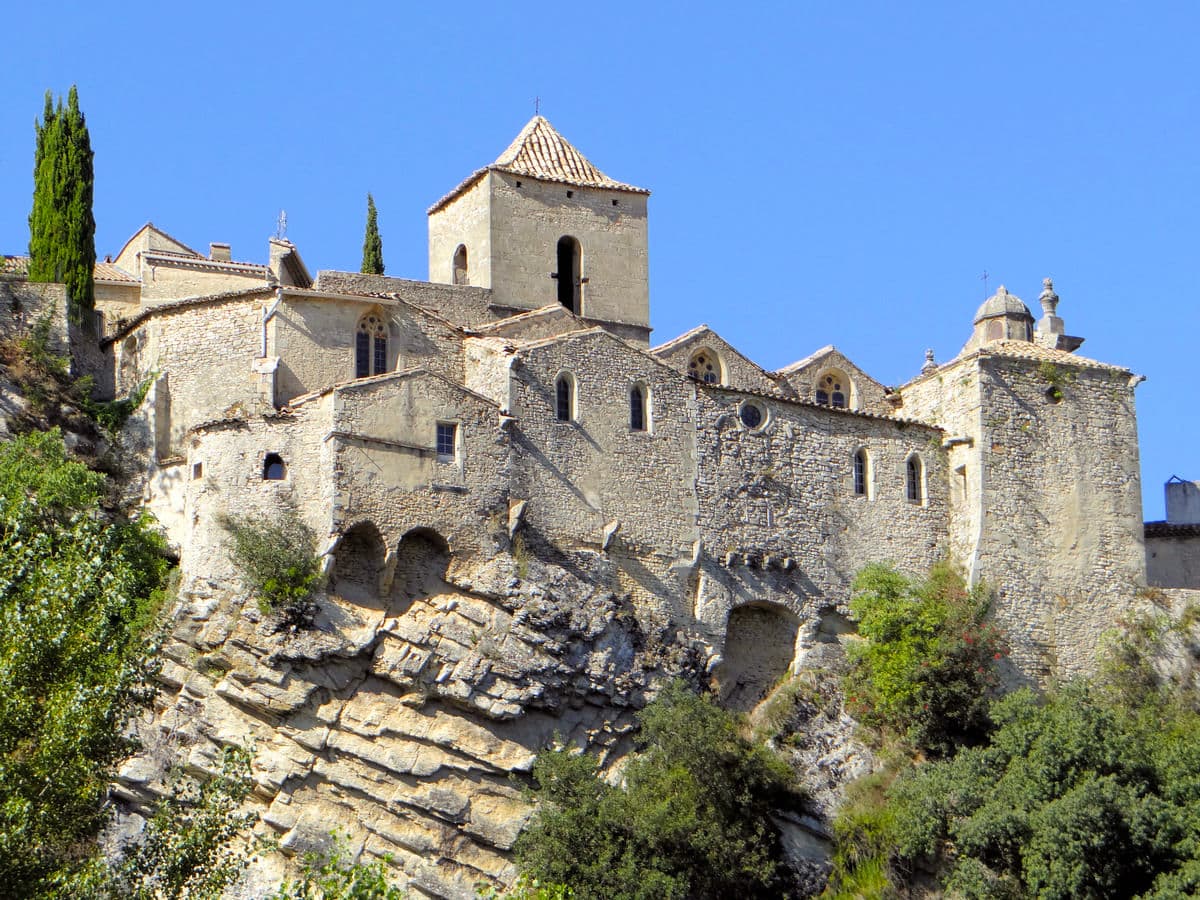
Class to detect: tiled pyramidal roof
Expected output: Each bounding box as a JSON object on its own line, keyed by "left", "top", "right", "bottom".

{"left": 491, "top": 116, "right": 648, "bottom": 194}
{"left": 429, "top": 115, "right": 648, "bottom": 213}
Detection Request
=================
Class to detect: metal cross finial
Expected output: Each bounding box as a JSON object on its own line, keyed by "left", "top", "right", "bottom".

{"left": 276, "top": 210, "right": 287, "bottom": 240}
{"left": 980, "top": 269, "right": 989, "bottom": 297}
{"left": 535, "top": 96, "right": 541, "bottom": 116}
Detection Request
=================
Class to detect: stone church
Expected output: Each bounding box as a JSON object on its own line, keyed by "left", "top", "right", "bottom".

{"left": 0, "top": 115, "right": 1157, "bottom": 896}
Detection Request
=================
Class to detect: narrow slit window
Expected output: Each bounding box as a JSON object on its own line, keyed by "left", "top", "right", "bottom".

{"left": 436, "top": 422, "right": 457, "bottom": 463}
{"left": 630, "top": 385, "right": 646, "bottom": 431}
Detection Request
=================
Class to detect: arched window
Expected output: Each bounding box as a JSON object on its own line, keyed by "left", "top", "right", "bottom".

{"left": 263, "top": 452, "right": 286, "bottom": 480}
{"left": 815, "top": 369, "right": 852, "bottom": 409}
{"left": 688, "top": 348, "right": 722, "bottom": 385}
{"left": 453, "top": 244, "right": 469, "bottom": 285}
{"left": 556, "top": 236, "right": 582, "bottom": 313}
{"left": 355, "top": 313, "right": 387, "bottom": 378}
{"left": 906, "top": 454, "right": 924, "bottom": 504}
{"left": 853, "top": 449, "right": 868, "bottom": 496}
{"left": 630, "top": 384, "right": 647, "bottom": 431}
{"left": 555, "top": 373, "right": 575, "bottom": 422}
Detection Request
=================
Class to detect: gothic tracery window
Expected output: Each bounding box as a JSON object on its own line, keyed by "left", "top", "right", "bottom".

{"left": 356, "top": 313, "right": 388, "bottom": 378}
{"left": 688, "top": 349, "right": 721, "bottom": 384}
{"left": 815, "top": 370, "right": 849, "bottom": 409}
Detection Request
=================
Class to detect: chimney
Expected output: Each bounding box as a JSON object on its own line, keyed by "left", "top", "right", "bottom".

{"left": 209, "top": 242, "right": 232, "bottom": 262}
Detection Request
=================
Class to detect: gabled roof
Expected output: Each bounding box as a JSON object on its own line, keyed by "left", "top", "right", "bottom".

{"left": 113, "top": 222, "right": 202, "bottom": 262}
{"left": 429, "top": 115, "right": 649, "bottom": 214}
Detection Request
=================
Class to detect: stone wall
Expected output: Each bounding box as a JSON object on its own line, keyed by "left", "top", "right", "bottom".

{"left": 1147, "top": 527, "right": 1200, "bottom": 589}
{"left": 427, "top": 175, "right": 493, "bottom": 293}
{"left": 138, "top": 261, "right": 267, "bottom": 303}
{"left": 110, "top": 295, "right": 270, "bottom": 453}
{"left": 901, "top": 348, "right": 1144, "bottom": 681}
{"left": 0, "top": 280, "right": 69, "bottom": 355}
{"left": 508, "top": 329, "right": 700, "bottom": 557}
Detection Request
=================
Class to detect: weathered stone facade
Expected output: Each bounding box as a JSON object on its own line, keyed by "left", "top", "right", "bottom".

{"left": 3, "top": 115, "right": 1160, "bottom": 896}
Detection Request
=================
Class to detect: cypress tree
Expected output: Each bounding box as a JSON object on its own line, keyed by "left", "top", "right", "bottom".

{"left": 28, "top": 86, "right": 96, "bottom": 324}
{"left": 361, "top": 193, "right": 385, "bottom": 275}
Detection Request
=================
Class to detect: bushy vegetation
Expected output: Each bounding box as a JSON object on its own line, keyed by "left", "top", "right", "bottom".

{"left": 221, "top": 507, "right": 323, "bottom": 625}
{"left": 70, "top": 745, "right": 258, "bottom": 899}
{"left": 515, "top": 681, "right": 800, "bottom": 900}
{"left": 827, "top": 564, "right": 1200, "bottom": 899}
{"left": 0, "top": 429, "right": 170, "bottom": 896}
{"left": 270, "top": 834, "right": 405, "bottom": 900}
{"left": 844, "top": 561, "right": 1005, "bottom": 756}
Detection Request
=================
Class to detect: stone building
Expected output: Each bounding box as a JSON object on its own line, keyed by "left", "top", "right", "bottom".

{"left": 0, "top": 115, "right": 1157, "bottom": 896}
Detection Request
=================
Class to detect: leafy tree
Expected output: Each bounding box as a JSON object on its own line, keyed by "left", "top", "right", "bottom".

{"left": 67, "top": 745, "right": 258, "bottom": 899}
{"left": 844, "top": 561, "right": 1005, "bottom": 756}
{"left": 361, "top": 194, "right": 385, "bottom": 275}
{"left": 516, "top": 681, "right": 799, "bottom": 899}
{"left": 29, "top": 86, "right": 96, "bottom": 323}
{"left": 0, "top": 429, "right": 169, "bottom": 896}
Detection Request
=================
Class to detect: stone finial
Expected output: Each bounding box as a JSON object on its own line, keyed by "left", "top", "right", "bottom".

{"left": 921, "top": 348, "right": 937, "bottom": 374}
{"left": 1039, "top": 278, "right": 1059, "bottom": 317}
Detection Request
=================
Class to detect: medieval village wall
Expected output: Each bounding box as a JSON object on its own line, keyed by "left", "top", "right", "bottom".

{"left": 0, "top": 280, "right": 68, "bottom": 353}
{"left": 506, "top": 330, "right": 700, "bottom": 559}
{"left": 691, "top": 390, "right": 948, "bottom": 632}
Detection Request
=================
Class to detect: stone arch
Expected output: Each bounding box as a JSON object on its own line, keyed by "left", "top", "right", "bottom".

{"left": 906, "top": 452, "right": 925, "bottom": 505}
{"left": 332, "top": 522, "right": 386, "bottom": 602}
{"left": 716, "top": 602, "right": 801, "bottom": 712}
{"left": 390, "top": 527, "right": 451, "bottom": 608}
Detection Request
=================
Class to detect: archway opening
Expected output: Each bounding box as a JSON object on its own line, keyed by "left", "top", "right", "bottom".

{"left": 391, "top": 527, "right": 451, "bottom": 607}
{"left": 716, "top": 603, "right": 800, "bottom": 712}
{"left": 332, "top": 523, "right": 386, "bottom": 603}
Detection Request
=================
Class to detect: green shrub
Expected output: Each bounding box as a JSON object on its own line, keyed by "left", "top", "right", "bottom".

{"left": 515, "top": 681, "right": 800, "bottom": 899}
{"left": 221, "top": 508, "right": 322, "bottom": 626}
{"left": 844, "top": 561, "right": 1005, "bottom": 756}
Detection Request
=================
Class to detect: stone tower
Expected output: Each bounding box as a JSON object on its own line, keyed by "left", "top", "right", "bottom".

{"left": 427, "top": 116, "right": 652, "bottom": 342}
{"left": 900, "top": 284, "right": 1145, "bottom": 682}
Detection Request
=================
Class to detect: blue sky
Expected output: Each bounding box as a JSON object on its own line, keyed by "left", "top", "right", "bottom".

{"left": 1, "top": 2, "right": 1195, "bottom": 518}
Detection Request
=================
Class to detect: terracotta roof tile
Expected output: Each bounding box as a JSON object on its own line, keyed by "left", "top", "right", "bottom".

{"left": 2, "top": 255, "right": 139, "bottom": 284}
{"left": 429, "top": 115, "right": 648, "bottom": 213}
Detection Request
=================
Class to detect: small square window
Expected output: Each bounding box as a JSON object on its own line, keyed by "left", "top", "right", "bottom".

{"left": 192, "top": 462, "right": 203, "bottom": 480}
{"left": 566, "top": 190, "right": 574, "bottom": 198}
{"left": 436, "top": 422, "right": 458, "bottom": 463}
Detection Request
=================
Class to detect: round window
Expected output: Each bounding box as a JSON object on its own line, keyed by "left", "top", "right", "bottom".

{"left": 739, "top": 401, "right": 765, "bottom": 430}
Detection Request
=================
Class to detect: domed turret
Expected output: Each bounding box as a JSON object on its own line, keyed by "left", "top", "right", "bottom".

{"left": 963, "top": 285, "right": 1034, "bottom": 352}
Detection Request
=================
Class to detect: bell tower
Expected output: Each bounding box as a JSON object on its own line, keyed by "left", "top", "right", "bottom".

{"left": 428, "top": 116, "right": 651, "bottom": 342}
